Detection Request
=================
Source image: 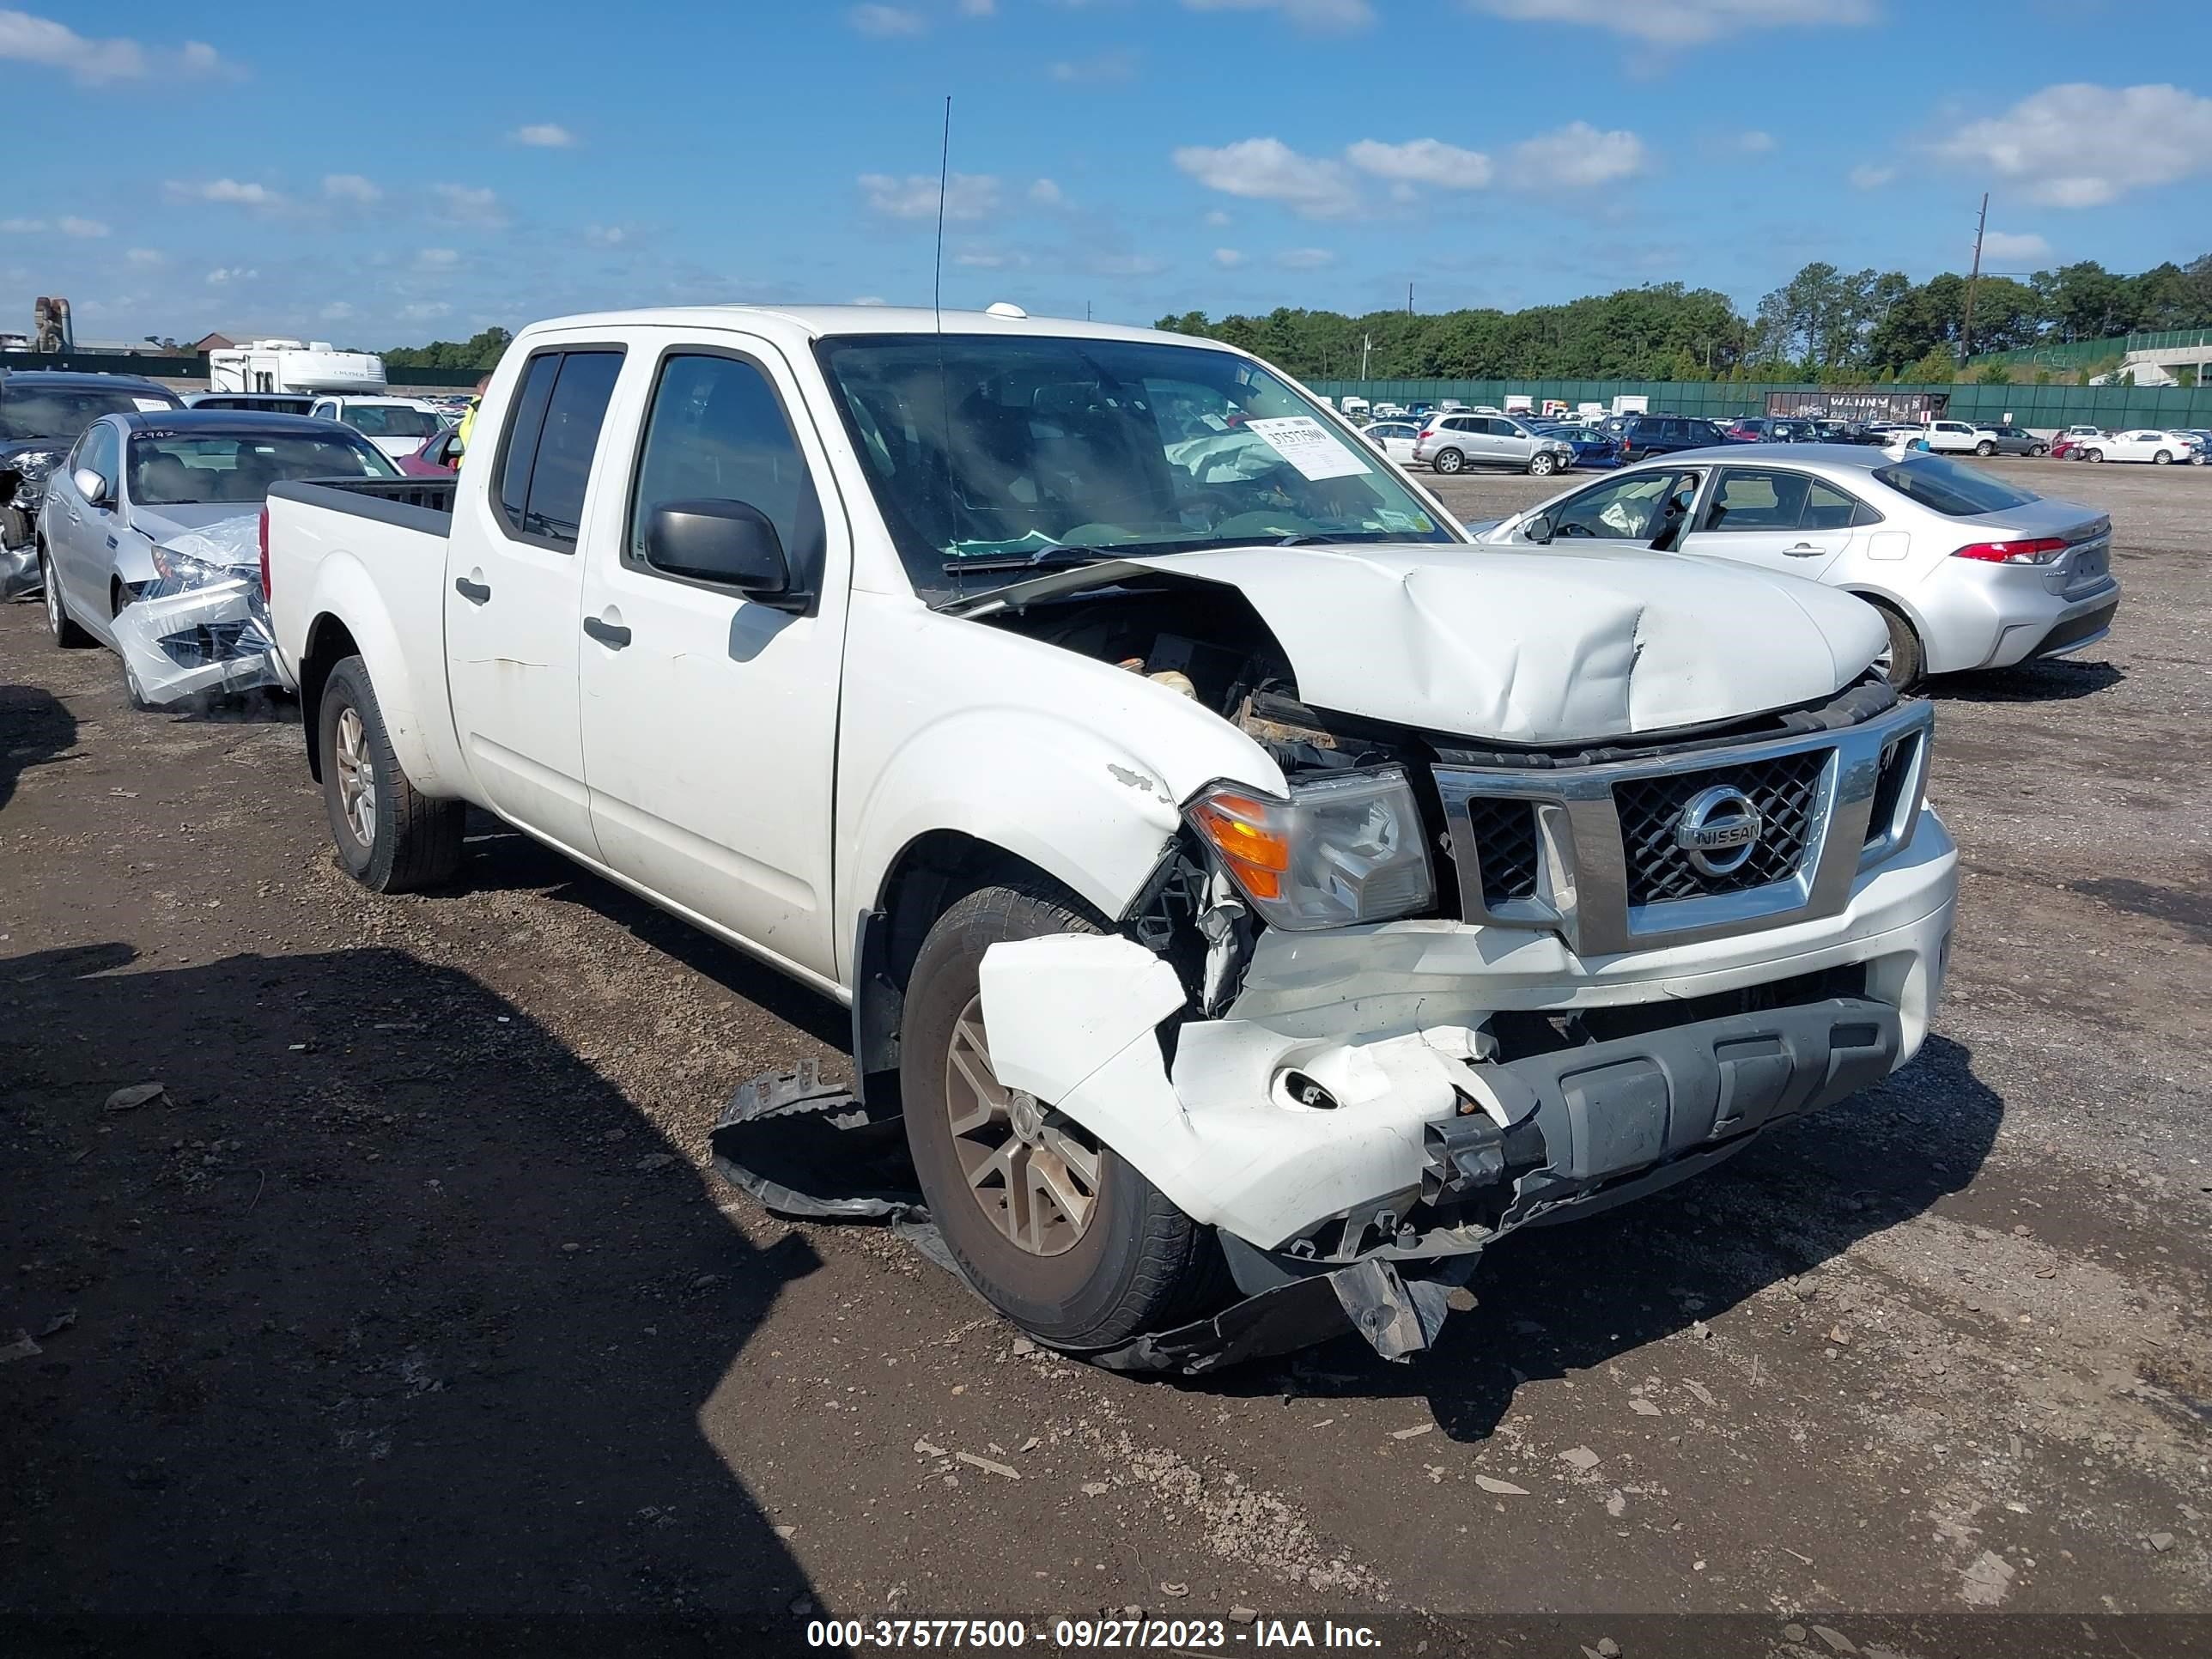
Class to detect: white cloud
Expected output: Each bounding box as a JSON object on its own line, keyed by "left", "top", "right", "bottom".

{"left": 512, "top": 123, "right": 577, "bottom": 148}
{"left": 0, "top": 10, "right": 238, "bottom": 84}
{"left": 585, "top": 224, "right": 628, "bottom": 246}
{"left": 1979, "top": 230, "right": 2051, "bottom": 264}
{"left": 1346, "top": 137, "right": 1493, "bottom": 189}
{"left": 851, "top": 295, "right": 889, "bottom": 306}
{"left": 1736, "top": 129, "right": 1776, "bottom": 154}
{"left": 1203, "top": 208, "right": 1232, "bottom": 227}
{"left": 1848, "top": 163, "right": 1895, "bottom": 190}
{"left": 401, "top": 301, "right": 453, "bottom": 322}
{"left": 167, "top": 178, "right": 283, "bottom": 209}
{"left": 1508, "top": 122, "right": 1648, "bottom": 186}
{"left": 1028, "top": 178, "right": 1065, "bottom": 207}
{"left": 0, "top": 216, "right": 44, "bottom": 233}
{"left": 956, "top": 249, "right": 1030, "bottom": 269}
{"left": 126, "top": 246, "right": 165, "bottom": 265}
{"left": 1275, "top": 246, "right": 1336, "bottom": 269}
{"left": 1172, "top": 137, "right": 1359, "bottom": 217}
{"left": 416, "top": 247, "right": 461, "bottom": 267}
{"left": 58, "top": 216, "right": 106, "bottom": 237}
{"left": 1936, "top": 83, "right": 2212, "bottom": 207}
{"left": 1182, "top": 0, "right": 1374, "bottom": 30}
{"left": 958, "top": 0, "right": 995, "bottom": 13}
{"left": 319, "top": 301, "right": 355, "bottom": 322}
{"left": 1466, "top": 0, "right": 1875, "bottom": 45}
{"left": 204, "top": 266, "right": 258, "bottom": 285}
{"left": 1212, "top": 246, "right": 1246, "bottom": 267}
{"left": 1049, "top": 47, "right": 1138, "bottom": 82}
{"left": 323, "top": 173, "right": 381, "bottom": 204}
{"left": 859, "top": 171, "right": 1000, "bottom": 222}
{"left": 849, "top": 3, "right": 926, "bottom": 34}
{"left": 431, "top": 183, "right": 507, "bottom": 227}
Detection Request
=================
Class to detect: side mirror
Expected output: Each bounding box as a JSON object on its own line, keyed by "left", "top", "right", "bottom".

{"left": 73, "top": 468, "right": 109, "bottom": 506}
{"left": 1522, "top": 514, "right": 1555, "bottom": 545}
{"left": 644, "top": 499, "right": 805, "bottom": 608}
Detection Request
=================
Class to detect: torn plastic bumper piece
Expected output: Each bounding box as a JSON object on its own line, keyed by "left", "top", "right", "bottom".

{"left": 702, "top": 1059, "right": 1460, "bottom": 1373}
{"left": 112, "top": 578, "right": 285, "bottom": 705}
{"left": 0, "top": 541, "right": 37, "bottom": 601}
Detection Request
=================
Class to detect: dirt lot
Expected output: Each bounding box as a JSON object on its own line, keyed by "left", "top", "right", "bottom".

{"left": 3, "top": 457, "right": 2209, "bottom": 1652}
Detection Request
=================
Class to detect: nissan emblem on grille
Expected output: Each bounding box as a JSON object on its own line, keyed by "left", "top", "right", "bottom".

{"left": 1673, "top": 785, "right": 1765, "bottom": 878}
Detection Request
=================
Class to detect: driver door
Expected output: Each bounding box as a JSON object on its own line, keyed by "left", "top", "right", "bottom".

{"left": 52, "top": 421, "right": 122, "bottom": 626}
{"left": 1506, "top": 465, "right": 1706, "bottom": 550}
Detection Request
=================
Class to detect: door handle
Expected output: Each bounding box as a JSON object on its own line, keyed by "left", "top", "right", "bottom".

{"left": 1784, "top": 543, "right": 1826, "bottom": 556}
{"left": 453, "top": 576, "right": 491, "bottom": 605}
{"left": 582, "top": 615, "right": 631, "bottom": 649}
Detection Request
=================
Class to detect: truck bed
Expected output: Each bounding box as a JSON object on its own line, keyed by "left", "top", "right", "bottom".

{"left": 270, "top": 474, "right": 458, "bottom": 524}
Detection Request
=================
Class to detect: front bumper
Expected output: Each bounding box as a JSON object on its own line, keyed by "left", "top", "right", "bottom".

{"left": 980, "top": 809, "right": 1956, "bottom": 1272}
{"left": 111, "top": 578, "right": 291, "bottom": 704}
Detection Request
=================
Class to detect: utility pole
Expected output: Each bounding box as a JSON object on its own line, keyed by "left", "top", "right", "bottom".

{"left": 1960, "top": 191, "right": 1989, "bottom": 367}
{"left": 1407, "top": 283, "right": 1413, "bottom": 316}
{"left": 1359, "top": 332, "right": 1372, "bottom": 380}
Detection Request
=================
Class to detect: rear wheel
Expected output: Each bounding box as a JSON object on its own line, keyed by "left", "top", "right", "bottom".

{"left": 317, "top": 655, "right": 465, "bottom": 893}
{"left": 40, "top": 551, "right": 91, "bottom": 647}
{"left": 1431, "top": 447, "right": 1465, "bottom": 475}
{"left": 899, "top": 879, "right": 1224, "bottom": 1350}
{"left": 1869, "top": 603, "right": 1924, "bottom": 691}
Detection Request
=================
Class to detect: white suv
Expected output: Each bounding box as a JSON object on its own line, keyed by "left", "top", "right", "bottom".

{"left": 1414, "top": 412, "right": 1577, "bottom": 476}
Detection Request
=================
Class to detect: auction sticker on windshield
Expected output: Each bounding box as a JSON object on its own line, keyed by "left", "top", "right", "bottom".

{"left": 1244, "top": 416, "right": 1371, "bottom": 482}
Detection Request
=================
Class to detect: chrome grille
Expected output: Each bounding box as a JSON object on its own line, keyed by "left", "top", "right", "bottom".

{"left": 1613, "top": 750, "right": 1829, "bottom": 904}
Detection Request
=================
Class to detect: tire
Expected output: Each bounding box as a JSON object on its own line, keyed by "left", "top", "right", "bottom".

{"left": 1976, "top": 441, "right": 1996, "bottom": 457}
{"left": 1527, "top": 452, "right": 1559, "bottom": 476}
{"left": 317, "top": 655, "right": 465, "bottom": 894}
{"left": 899, "top": 878, "right": 1225, "bottom": 1350}
{"left": 1431, "top": 447, "right": 1465, "bottom": 475}
{"left": 2030, "top": 444, "right": 2048, "bottom": 458}
{"left": 2086, "top": 449, "right": 2104, "bottom": 463}
{"left": 2153, "top": 450, "right": 2172, "bottom": 465}
{"left": 1870, "top": 603, "right": 1924, "bottom": 691}
{"left": 40, "top": 551, "right": 91, "bottom": 647}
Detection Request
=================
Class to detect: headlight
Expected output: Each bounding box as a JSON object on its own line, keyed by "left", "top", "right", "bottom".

{"left": 149, "top": 544, "right": 237, "bottom": 591}
{"left": 9, "top": 449, "right": 61, "bottom": 483}
{"left": 1189, "top": 766, "right": 1435, "bottom": 930}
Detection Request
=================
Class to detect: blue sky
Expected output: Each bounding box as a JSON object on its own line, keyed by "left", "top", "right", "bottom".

{"left": 4, "top": 0, "right": 2209, "bottom": 348}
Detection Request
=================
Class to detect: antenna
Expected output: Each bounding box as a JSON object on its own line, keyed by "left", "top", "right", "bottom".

{"left": 933, "top": 95, "right": 951, "bottom": 330}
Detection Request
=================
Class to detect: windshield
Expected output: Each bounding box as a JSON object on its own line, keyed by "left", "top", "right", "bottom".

{"left": 1, "top": 385, "right": 179, "bottom": 443}
{"left": 812, "top": 332, "right": 1456, "bottom": 599}
{"left": 1873, "top": 453, "right": 2040, "bottom": 517}
{"left": 129, "top": 431, "right": 399, "bottom": 504}
{"left": 342, "top": 404, "right": 442, "bottom": 439}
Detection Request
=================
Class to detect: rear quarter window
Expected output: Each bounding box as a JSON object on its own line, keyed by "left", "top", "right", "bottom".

{"left": 1872, "top": 455, "right": 2039, "bottom": 517}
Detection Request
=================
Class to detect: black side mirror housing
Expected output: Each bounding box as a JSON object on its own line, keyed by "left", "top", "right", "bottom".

{"left": 644, "top": 499, "right": 807, "bottom": 610}
{"left": 1523, "top": 513, "right": 1554, "bottom": 545}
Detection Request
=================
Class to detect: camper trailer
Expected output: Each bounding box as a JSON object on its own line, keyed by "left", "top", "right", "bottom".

{"left": 206, "top": 339, "right": 386, "bottom": 397}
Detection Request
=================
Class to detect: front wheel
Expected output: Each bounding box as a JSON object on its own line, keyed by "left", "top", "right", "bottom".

{"left": 2030, "top": 443, "right": 2048, "bottom": 457}
{"left": 1976, "top": 441, "right": 1996, "bottom": 457}
{"left": 1527, "top": 452, "right": 1559, "bottom": 476}
{"left": 2153, "top": 449, "right": 2172, "bottom": 465}
{"left": 2086, "top": 449, "right": 2105, "bottom": 463}
{"left": 318, "top": 655, "right": 465, "bottom": 893}
{"left": 1431, "top": 447, "right": 1465, "bottom": 474}
{"left": 40, "top": 552, "right": 92, "bottom": 647}
{"left": 899, "top": 880, "right": 1224, "bottom": 1350}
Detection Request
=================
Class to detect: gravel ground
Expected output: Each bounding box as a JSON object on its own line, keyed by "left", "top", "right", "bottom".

{"left": 2, "top": 456, "right": 2207, "bottom": 1652}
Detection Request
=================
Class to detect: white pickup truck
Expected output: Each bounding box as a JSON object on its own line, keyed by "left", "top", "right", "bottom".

{"left": 263, "top": 306, "right": 1958, "bottom": 1366}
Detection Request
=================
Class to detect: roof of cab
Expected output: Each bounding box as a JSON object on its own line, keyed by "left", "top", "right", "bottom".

{"left": 515, "top": 304, "right": 1220, "bottom": 351}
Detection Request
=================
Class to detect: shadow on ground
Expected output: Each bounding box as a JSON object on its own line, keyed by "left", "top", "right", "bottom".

{"left": 0, "top": 684, "right": 76, "bottom": 809}
{"left": 1929, "top": 658, "right": 2123, "bottom": 703}
{"left": 0, "top": 942, "right": 823, "bottom": 1649}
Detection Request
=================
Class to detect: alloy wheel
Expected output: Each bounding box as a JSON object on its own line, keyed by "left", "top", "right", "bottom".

{"left": 943, "top": 994, "right": 1100, "bottom": 1257}
{"left": 333, "top": 707, "right": 378, "bottom": 849}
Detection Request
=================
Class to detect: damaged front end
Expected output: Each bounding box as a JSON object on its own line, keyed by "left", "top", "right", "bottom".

{"left": 0, "top": 442, "right": 67, "bottom": 599}
{"left": 113, "top": 516, "right": 288, "bottom": 707}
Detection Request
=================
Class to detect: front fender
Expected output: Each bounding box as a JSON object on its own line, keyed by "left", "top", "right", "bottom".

{"left": 299, "top": 550, "right": 461, "bottom": 798}
{"left": 847, "top": 706, "right": 1198, "bottom": 925}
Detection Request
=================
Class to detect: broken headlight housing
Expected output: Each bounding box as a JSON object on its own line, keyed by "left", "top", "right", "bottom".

{"left": 10, "top": 447, "right": 63, "bottom": 485}
{"left": 1189, "top": 766, "right": 1434, "bottom": 930}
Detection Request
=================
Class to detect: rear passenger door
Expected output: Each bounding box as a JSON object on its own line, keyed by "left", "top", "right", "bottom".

{"left": 1676, "top": 465, "right": 1868, "bottom": 580}
{"left": 444, "top": 340, "right": 625, "bottom": 860}
{"left": 574, "top": 331, "right": 849, "bottom": 986}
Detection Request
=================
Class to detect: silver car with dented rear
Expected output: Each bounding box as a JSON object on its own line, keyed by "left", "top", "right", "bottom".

{"left": 1473, "top": 446, "right": 2120, "bottom": 688}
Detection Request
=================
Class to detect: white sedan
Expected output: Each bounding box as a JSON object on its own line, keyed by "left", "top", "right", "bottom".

{"left": 1357, "top": 419, "right": 1421, "bottom": 464}
{"left": 1470, "top": 444, "right": 2119, "bottom": 688}
{"left": 2077, "top": 428, "right": 2204, "bottom": 465}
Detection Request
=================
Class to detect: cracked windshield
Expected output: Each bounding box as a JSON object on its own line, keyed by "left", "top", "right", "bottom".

{"left": 814, "top": 332, "right": 1457, "bottom": 599}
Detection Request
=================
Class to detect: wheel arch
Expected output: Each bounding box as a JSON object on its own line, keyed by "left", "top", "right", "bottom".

{"left": 296, "top": 612, "right": 362, "bottom": 781}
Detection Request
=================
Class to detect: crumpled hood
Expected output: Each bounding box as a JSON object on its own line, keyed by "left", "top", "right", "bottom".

{"left": 1122, "top": 542, "right": 1888, "bottom": 744}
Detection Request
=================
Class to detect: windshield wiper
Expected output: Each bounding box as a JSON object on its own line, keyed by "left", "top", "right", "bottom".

{"left": 939, "top": 547, "right": 1121, "bottom": 575}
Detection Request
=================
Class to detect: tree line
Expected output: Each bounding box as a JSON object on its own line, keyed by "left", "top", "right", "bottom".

{"left": 1156, "top": 255, "right": 2212, "bottom": 384}
{"left": 380, "top": 326, "right": 514, "bottom": 372}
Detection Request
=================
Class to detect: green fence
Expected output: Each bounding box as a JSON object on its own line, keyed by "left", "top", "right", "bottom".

{"left": 1967, "top": 328, "right": 2212, "bottom": 372}
{"left": 2, "top": 350, "right": 487, "bottom": 389}
{"left": 1308, "top": 377, "right": 2212, "bottom": 432}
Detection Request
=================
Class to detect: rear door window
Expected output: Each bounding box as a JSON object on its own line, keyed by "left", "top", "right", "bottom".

{"left": 495, "top": 348, "right": 625, "bottom": 549}
{"left": 1705, "top": 468, "right": 1810, "bottom": 531}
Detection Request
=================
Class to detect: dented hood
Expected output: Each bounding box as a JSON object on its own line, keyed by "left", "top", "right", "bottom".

{"left": 1120, "top": 543, "right": 1888, "bottom": 744}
